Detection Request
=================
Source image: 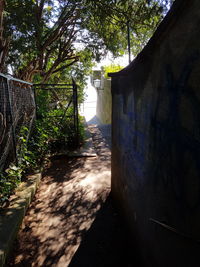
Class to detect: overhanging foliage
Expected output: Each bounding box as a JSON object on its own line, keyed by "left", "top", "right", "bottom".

{"left": 2, "top": 0, "right": 173, "bottom": 82}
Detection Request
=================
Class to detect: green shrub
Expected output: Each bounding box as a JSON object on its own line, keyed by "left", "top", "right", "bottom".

{"left": 0, "top": 107, "right": 85, "bottom": 207}
{"left": 103, "top": 64, "right": 123, "bottom": 78}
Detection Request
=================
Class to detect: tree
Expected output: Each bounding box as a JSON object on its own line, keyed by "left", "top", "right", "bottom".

{"left": 0, "top": 0, "right": 9, "bottom": 72}
{"left": 4, "top": 0, "right": 173, "bottom": 82}
{"left": 81, "top": 0, "right": 173, "bottom": 59}
{"left": 5, "top": 0, "right": 81, "bottom": 81}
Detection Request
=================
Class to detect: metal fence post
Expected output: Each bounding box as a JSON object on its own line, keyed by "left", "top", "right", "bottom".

{"left": 32, "top": 85, "right": 37, "bottom": 119}
{"left": 6, "top": 79, "right": 18, "bottom": 164}
{"left": 72, "top": 79, "right": 79, "bottom": 147}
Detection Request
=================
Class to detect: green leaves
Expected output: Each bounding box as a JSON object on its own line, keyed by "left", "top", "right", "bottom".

{"left": 103, "top": 64, "right": 123, "bottom": 78}
{"left": 0, "top": 163, "right": 22, "bottom": 207}
{"left": 0, "top": 82, "right": 86, "bottom": 208}
{"left": 4, "top": 0, "right": 173, "bottom": 82}
{"left": 80, "top": 0, "right": 166, "bottom": 58}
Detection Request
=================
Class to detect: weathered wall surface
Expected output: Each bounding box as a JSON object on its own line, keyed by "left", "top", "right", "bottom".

{"left": 110, "top": 0, "right": 200, "bottom": 266}
{"left": 96, "top": 75, "right": 112, "bottom": 124}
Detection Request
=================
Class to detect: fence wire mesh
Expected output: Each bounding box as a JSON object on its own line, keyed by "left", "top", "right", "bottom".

{"left": 33, "top": 80, "right": 79, "bottom": 147}
{"left": 0, "top": 74, "right": 36, "bottom": 171}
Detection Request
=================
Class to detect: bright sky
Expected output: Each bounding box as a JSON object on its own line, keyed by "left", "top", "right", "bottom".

{"left": 81, "top": 53, "right": 130, "bottom": 123}
{"left": 93, "top": 52, "right": 130, "bottom": 70}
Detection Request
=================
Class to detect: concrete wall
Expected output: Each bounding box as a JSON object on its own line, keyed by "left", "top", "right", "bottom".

{"left": 110, "top": 0, "right": 200, "bottom": 266}
{"left": 96, "top": 74, "right": 112, "bottom": 124}
{"left": 92, "top": 70, "right": 112, "bottom": 124}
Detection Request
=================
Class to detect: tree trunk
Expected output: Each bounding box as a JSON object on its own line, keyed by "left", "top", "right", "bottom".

{"left": 0, "top": 0, "right": 9, "bottom": 72}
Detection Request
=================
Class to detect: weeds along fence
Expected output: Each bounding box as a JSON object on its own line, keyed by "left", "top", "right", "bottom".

{"left": 0, "top": 73, "right": 36, "bottom": 171}
{"left": 33, "top": 80, "right": 79, "bottom": 148}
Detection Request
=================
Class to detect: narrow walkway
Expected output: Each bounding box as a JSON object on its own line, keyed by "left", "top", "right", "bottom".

{"left": 7, "top": 125, "right": 140, "bottom": 267}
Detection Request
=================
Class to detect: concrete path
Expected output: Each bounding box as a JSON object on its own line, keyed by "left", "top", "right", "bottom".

{"left": 7, "top": 125, "right": 140, "bottom": 267}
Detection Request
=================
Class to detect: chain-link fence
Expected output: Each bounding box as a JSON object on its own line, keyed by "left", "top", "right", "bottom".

{"left": 0, "top": 73, "right": 36, "bottom": 171}
{"left": 34, "top": 80, "right": 79, "bottom": 148}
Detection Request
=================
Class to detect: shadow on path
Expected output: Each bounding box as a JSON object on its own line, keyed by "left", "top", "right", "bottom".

{"left": 6, "top": 125, "right": 142, "bottom": 267}
{"left": 69, "top": 194, "right": 142, "bottom": 267}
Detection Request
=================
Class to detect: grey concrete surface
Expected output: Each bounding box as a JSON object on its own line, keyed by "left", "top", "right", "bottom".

{"left": 6, "top": 126, "right": 111, "bottom": 267}
{"left": 110, "top": 0, "right": 200, "bottom": 266}
{"left": 0, "top": 173, "right": 41, "bottom": 267}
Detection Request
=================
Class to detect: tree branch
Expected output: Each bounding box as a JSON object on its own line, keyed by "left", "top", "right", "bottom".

{"left": 52, "top": 58, "right": 79, "bottom": 74}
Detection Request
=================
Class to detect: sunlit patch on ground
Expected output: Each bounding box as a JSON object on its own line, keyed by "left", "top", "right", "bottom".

{"left": 7, "top": 120, "right": 140, "bottom": 267}
{"left": 7, "top": 127, "right": 111, "bottom": 267}
{"left": 80, "top": 79, "right": 97, "bottom": 123}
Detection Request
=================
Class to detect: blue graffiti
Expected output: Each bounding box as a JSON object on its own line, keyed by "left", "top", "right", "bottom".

{"left": 114, "top": 52, "right": 200, "bottom": 213}
{"left": 114, "top": 105, "right": 151, "bottom": 183}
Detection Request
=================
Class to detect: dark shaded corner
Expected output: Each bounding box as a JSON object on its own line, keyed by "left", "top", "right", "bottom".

{"left": 69, "top": 194, "right": 142, "bottom": 267}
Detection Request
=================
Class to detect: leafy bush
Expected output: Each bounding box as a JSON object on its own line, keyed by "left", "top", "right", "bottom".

{"left": 0, "top": 126, "right": 33, "bottom": 207}
{"left": 103, "top": 64, "right": 123, "bottom": 78}
{"left": 0, "top": 107, "right": 85, "bottom": 207}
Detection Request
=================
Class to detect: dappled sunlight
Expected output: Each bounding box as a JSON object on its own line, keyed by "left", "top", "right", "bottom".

{"left": 8, "top": 126, "right": 111, "bottom": 267}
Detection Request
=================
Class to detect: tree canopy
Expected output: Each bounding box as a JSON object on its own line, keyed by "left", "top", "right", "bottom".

{"left": 0, "top": 0, "right": 9, "bottom": 72}
{"left": 2, "top": 0, "right": 173, "bottom": 82}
